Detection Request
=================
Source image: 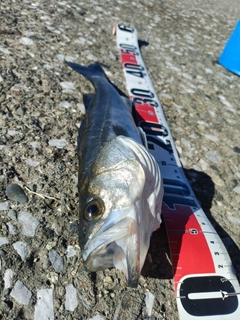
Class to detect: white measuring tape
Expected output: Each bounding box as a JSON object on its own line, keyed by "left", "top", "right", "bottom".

{"left": 115, "top": 23, "right": 240, "bottom": 320}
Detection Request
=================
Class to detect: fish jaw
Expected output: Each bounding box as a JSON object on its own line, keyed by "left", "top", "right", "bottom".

{"left": 83, "top": 191, "right": 162, "bottom": 287}
{"left": 79, "top": 136, "right": 163, "bottom": 287}
{"left": 82, "top": 207, "right": 145, "bottom": 288}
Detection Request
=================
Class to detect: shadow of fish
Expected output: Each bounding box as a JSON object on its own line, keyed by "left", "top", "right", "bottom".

{"left": 66, "top": 62, "right": 163, "bottom": 287}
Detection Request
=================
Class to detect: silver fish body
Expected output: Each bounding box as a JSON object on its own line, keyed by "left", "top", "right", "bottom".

{"left": 67, "top": 62, "right": 163, "bottom": 287}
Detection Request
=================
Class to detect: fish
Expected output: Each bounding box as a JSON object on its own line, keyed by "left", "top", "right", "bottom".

{"left": 66, "top": 61, "right": 164, "bottom": 287}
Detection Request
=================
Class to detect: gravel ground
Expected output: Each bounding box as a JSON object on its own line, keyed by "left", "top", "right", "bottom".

{"left": 1, "top": 0, "right": 240, "bottom": 319}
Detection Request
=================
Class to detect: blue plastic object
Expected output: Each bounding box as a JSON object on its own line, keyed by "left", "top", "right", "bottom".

{"left": 218, "top": 20, "right": 240, "bottom": 76}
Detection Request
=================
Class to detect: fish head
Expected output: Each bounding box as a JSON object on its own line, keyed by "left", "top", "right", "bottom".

{"left": 78, "top": 136, "right": 163, "bottom": 287}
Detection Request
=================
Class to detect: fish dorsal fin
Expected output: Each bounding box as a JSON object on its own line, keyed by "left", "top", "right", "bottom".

{"left": 66, "top": 62, "right": 105, "bottom": 79}
{"left": 83, "top": 93, "right": 95, "bottom": 111}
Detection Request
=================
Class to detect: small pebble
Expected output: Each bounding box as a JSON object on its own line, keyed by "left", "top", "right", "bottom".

{"left": 0, "top": 47, "right": 11, "bottom": 54}
{"left": 145, "top": 291, "right": 155, "bottom": 316}
{"left": 198, "top": 159, "right": 208, "bottom": 171}
{"left": 74, "top": 37, "right": 86, "bottom": 45}
{"left": 228, "top": 216, "right": 240, "bottom": 224}
{"left": 68, "top": 221, "right": 79, "bottom": 234}
{"left": 6, "top": 222, "right": 18, "bottom": 235}
{"left": 25, "top": 159, "right": 40, "bottom": 167}
{"left": 103, "top": 276, "right": 113, "bottom": 286}
{"left": 30, "top": 141, "right": 41, "bottom": 149}
{"left": 18, "top": 210, "right": 40, "bottom": 237}
{"left": 6, "top": 184, "right": 28, "bottom": 204}
{"left": 59, "top": 101, "right": 71, "bottom": 108}
{"left": 65, "top": 245, "right": 77, "bottom": 259}
{"left": 19, "top": 37, "right": 34, "bottom": 45}
{"left": 56, "top": 54, "right": 65, "bottom": 61}
{"left": 7, "top": 130, "right": 19, "bottom": 136}
{"left": 86, "top": 53, "right": 98, "bottom": 61}
{"left": 89, "top": 316, "right": 105, "bottom": 320}
{"left": 7, "top": 209, "right": 17, "bottom": 220}
{"left": 205, "top": 68, "right": 213, "bottom": 74}
{"left": 60, "top": 82, "right": 75, "bottom": 91}
{"left": 13, "top": 241, "right": 29, "bottom": 260}
{"left": 233, "top": 186, "right": 240, "bottom": 194}
{"left": 49, "top": 139, "right": 67, "bottom": 149}
{"left": 34, "top": 289, "right": 54, "bottom": 320}
{"left": 205, "top": 151, "right": 221, "bottom": 164}
{"left": 0, "top": 237, "right": 9, "bottom": 247}
{"left": 10, "top": 280, "right": 32, "bottom": 305}
{"left": 77, "top": 103, "right": 86, "bottom": 114}
{"left": 219, "top": 95, "right": 235, "bottom": 112}
{"left": 16, "top": 107, "right": 26, "bottom": 116}
{"left": 65, "top": 284, "right": 78, "bottom": 311}
{"left": 46, "top": 272, "right": 59, "bottom": 284}
{"left": 65, "top": 55, "right": 74, "bottom": 62}
{"left": 4, "top": 269, "right": 14, "bottom": 289}
{"left": 203, "top": 134, "right": 219, "bottom": 142}
{"left": 49, "top": 249, "right": 64, "bottom": 273}
{"left": 0, "top": 202, "right": 9, "bottom": 211}
{"left": 25, "top": 31, "right": 35, "bottom": 37}
{"left": 211, "top": 173, "right": 225, "bottom": 187}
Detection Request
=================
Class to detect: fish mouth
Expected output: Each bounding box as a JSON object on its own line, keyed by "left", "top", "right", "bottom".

{"left": 83, "top": 214, "right": 141, "bottom": 287}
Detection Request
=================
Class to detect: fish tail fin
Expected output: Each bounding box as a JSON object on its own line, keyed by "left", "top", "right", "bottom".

{"left": 66, "top": 61, "right": 106, "bottom": 81}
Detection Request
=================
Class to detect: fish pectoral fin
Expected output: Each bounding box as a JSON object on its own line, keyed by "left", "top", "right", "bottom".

{"left": 83, "top": 93, "right": 95, "bottom": 111}
{"left": 138, "top": 126, "right": 148, "bottom": 149}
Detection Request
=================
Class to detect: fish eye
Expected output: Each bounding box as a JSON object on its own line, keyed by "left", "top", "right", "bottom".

{"left": 84, "top": 198, "right": 104, "bottom": 221}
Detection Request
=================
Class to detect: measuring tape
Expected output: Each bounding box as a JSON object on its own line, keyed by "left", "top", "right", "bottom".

{"left": 114, "top": 24, "right": 240, "bottom": 320}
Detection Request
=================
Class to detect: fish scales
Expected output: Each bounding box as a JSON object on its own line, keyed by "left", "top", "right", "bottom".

{"left": 74, "top": 63, "right": 142, "bottom": 162}
{"left": 67, "top": 61, "right": 163, "bottom": 287}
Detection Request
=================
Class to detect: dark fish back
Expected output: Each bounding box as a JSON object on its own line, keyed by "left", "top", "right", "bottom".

{"left": 66, "top": 62, "right": 142, "bottom": 176}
